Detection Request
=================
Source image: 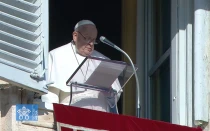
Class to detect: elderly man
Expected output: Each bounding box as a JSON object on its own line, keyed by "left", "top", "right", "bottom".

{"left": 41, "top": 20, "right": 122, "bottom": 113}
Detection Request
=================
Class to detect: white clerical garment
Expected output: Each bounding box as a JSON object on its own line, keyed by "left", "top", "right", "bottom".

{"left": 41, "top": 42, "right": 122, "bottom": 113}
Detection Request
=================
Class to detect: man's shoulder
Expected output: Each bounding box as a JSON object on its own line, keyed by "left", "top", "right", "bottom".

{"left": 49, "top": 43, "right": 72, "bottom": 56}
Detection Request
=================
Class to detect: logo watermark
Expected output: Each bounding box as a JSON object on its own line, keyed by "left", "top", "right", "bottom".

{"left": 16, "top": 104, "right": 38, "bottom": 121}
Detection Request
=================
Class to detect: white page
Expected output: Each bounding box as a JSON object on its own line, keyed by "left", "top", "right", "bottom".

{"left": 85, "top": 59, "right": 126, "bottom": 88}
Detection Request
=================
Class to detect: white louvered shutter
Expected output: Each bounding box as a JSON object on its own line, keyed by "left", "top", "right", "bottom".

{"left": 0, "top": 0, "right": 48, "bottom": 94}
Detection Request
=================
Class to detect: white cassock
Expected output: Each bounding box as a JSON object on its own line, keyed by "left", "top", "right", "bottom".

{"left": 41, "top": 42, "right": 122, "bottom": 113}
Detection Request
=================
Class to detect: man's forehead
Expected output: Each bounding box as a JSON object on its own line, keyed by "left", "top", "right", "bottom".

{"left": 74, "top": 20, "right": 95, "bottom": 30}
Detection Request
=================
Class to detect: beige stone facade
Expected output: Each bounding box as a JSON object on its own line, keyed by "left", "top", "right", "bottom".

{"left": 0, "top": 80, "right": 56, "bottom": 131}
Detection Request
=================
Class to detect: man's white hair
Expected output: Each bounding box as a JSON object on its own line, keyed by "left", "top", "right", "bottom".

{"left": 74, "top": 20, "right": 95, "bottom": 31}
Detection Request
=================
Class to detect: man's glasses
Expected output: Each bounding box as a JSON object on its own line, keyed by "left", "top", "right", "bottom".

{"left": 77, "top": 31, "right": 98, "bottom": 45}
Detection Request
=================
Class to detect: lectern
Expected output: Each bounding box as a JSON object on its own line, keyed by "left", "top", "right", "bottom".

{"left": 66, "top": 56, "right": 138, "bottom": 105}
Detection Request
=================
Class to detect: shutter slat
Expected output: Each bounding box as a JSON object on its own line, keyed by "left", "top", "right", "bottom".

{"left": 0, "top": 30, "right": 39, "bottom": 51}
{"left": 0, "top": 58, "right": 33, "bottom": 73}
{"left": 0, "top": 40, "right": 39, "bottom": 60}
{"left": 1, "top": 0, "right": 39, "bottom": 13}
{"left": 0, "top": 49, "right": 40, "bottom": 69}
{"left": 24, "top": 0, "right": 37, "bottom": 4}
{"left": 0, "top": 12, "right": 40, "bottom": 32}
{"left": 0, "top": 21, "right": 40, "bottom": 41}
{"left": 0, "top": 2, "right": 39, "bottom": 22}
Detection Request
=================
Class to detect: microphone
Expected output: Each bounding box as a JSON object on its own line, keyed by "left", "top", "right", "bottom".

{"left": 100, "top": 36, "right": 141, "bottom": 118}
{"left": 100, "top": 36, "right": 116, "bottom": 48}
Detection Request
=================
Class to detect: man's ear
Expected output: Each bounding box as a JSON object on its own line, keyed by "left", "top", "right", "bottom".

{"left": 72, "top": 31, "right": 77, "bottom": 41}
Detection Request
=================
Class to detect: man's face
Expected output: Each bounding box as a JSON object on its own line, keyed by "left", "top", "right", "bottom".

{"left": 73, "top": 25, "right": 97, "bottom": 56}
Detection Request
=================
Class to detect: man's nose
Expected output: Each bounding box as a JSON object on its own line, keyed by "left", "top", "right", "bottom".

{"left": 89, "top": 41, "right": 94, "bottom": 46}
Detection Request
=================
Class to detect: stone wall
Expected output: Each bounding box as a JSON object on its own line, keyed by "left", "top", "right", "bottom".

{"left": 0, "top": 80, "right": 56, "bottom": 131}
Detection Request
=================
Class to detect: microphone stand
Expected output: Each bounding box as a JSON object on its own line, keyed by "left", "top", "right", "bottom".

{"left": 100, "top": 37, "right": 141, "bottom": 118}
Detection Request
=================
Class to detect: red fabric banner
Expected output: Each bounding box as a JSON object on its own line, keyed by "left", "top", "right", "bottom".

{"left": 53, "top": 104, "right": 202, "bottom": 131}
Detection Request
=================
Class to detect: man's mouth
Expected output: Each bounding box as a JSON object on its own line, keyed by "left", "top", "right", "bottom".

{"left": 86, "top": 48, "right": 92, "bottom": 51}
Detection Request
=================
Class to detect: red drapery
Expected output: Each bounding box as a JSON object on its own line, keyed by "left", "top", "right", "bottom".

{"left": 53, "top": 104, "right": 202, "bottom": 131}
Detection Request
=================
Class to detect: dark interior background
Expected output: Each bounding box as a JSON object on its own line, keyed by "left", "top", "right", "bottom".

{"left": 49, "top": 0, "right": 123, "bottom": 114}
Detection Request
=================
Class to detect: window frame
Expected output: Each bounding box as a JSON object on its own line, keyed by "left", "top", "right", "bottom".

{"left": 136, "top": 0, "right": 193, "bottom": 125}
